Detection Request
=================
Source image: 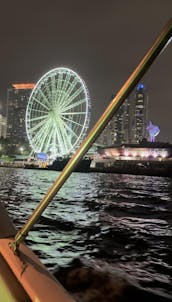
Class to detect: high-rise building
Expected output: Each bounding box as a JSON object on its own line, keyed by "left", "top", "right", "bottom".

{"left": 97, "top": 97, "right": 130, "bottom": 146}
{"left": 97, "top": 120, "right": 114, "bottom": 147}
{"left": 6, "top": 83, "right": 35, "bottom": 144}
{"left": 0, "top": 114, "right": 7, "bottom": 138}
{"left": 97, "top": 84, "right": 148, "bottom": 147}
{"left": 113, "top": 98, "right": 130, "bottom": 144}
{"left": 131, "top": 84, "right": 148, "bottom": 143}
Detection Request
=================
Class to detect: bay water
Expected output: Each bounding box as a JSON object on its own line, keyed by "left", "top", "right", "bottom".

{"left": 0, "top": 167, "right": 171, "bottom": 296}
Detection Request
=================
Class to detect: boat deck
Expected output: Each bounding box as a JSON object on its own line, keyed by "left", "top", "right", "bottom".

{"left": 0, "top": 202, "right": 75, "bottom": 302}
{"left": 0, "top": 202, "right": 31, "bottom": 301}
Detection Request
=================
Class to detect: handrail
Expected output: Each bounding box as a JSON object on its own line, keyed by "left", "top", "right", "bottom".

{"left": 10, "top": 18, "right": 172, "bottom": 252}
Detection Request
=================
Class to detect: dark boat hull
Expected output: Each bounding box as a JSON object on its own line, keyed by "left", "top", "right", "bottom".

{"left": 91, "top": 159, "right": 172, "bottom": 177}
{"left": 48, "top": 158, "right": 92, "bottom": 172}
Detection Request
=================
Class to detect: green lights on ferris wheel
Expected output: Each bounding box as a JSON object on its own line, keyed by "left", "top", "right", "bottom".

{"left": 25, "top": 67, "right": 91, "bottom": 159}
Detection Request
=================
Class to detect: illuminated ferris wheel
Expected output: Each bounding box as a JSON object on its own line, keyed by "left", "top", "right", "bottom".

{"left": 26, "top": 67, "right": 91, "bottom": 158}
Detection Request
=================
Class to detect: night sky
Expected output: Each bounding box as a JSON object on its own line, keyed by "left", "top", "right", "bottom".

{"left": 0, "top": 0, "right": 171, "bottom": 142}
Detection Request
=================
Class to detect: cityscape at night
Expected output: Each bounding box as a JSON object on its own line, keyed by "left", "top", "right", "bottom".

{"left": 0, "top": 1, "right": 172, "bottom": 301}
{"left": 1, "top": 78, "right": 172, "bottom": 167}
{"left": 0, "top": 81, "right": 148, "bottom": 147}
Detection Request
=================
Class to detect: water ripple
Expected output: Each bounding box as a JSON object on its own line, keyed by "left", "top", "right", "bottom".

{"left": 0, "top": 167, "right": 172, "bottom": 296}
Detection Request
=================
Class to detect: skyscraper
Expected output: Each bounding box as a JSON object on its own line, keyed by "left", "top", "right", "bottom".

{"left": 97, "top": 97, "right": 130, "bottom": 146}
{"left": 6, "top": 83, "right": 35, "bottom": 144}
{"left": 131, "top": 84, "right": 148, "bottom": 143}
{"left": 113, "top": 98, "right": 130, "bottom": 144}
{"left": 97, "top": 84, "right": 148, "bottom": 147}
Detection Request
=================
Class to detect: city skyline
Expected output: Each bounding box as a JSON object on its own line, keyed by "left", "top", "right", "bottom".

{"left": 3, "top": 82, "right": 156, "bottom": 150}
{"left": 97, "top": 84, "right": 149, "bottom": 146}
{"left": 0, "top": 1, "right": 171, "bottom": 142}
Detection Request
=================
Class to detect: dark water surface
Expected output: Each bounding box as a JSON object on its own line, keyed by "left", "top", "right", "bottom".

{"left": 0, "top": 167, "right": 172, "bottom": 296}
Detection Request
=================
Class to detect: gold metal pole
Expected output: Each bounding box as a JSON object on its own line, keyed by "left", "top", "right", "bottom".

{"left": 11, "top": 18, "right": 172, "bottom": 252}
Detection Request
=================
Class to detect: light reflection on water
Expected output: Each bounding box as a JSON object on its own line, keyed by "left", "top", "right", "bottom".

{"left": 0, "top": 167, "right": 172, "bottom": 296}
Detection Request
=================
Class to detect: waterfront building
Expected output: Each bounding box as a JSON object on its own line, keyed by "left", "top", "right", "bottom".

{"left": 93, "top": 142, "right": 172, "bottom": 177}
{"left": 131, "top": 83, "right": 148, "bottom": 143}
{"left": 97, "top": 141, "right": 172, "bottom": 160}
{"left": 6, "top": 83, "right": 35, "bottom": 144}
{"left": 0, "top": 114, "right": 7, "bottom": 138}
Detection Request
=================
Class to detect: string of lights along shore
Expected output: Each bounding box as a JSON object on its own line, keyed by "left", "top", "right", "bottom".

{"left": 0, "top": 66, "right": 164, "bottom": 160}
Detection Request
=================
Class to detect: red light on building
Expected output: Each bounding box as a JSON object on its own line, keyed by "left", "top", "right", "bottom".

{"left": 12, "top": 83, "right": 35, "bottom": 90}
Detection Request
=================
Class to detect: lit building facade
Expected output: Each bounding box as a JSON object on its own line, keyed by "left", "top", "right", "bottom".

{"left": 0, "top": 114, "right": 7, "bottom": 138}
{"left": 97, "top": 142, "right": 172, "bottom": 160}
{"left": 132, "top": 84, "right": 148, "bottom": 143}
{"left": 113, "top": 98, "right": 130, "bottom": 144}
{"left": 97, "top": 97, "right": 130, "bottom": 146}
{"left": 6, "top": 83, "right": 35, "bottom": 144}
{"left": 97, "top": 120, "right": 114, "bottom": 147}
{"left": 97, "top": 83, "right": 148, "bottom": 146}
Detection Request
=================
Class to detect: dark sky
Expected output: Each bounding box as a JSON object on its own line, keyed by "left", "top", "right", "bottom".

{"left": 0, "top": 0, "right": 171, "bottom": 142}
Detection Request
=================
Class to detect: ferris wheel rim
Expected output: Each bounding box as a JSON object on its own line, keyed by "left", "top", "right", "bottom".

{"left": 26, "top": 67, "right": 91, "bottom": 158}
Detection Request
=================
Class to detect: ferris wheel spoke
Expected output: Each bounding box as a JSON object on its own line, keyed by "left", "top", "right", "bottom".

{"left": 60, "top": 117, "right": 78, "bottom": 139}
{"left": 36, "top": 87, "right": 52, "bottom": 108}
{"left": 62, "top": 112, "right": 86, "bottom": 115}
{"left": 38, "top": 128, "right": 51, "bottom": 152}
{"left": 33, "top": 120, "right": 53, "bottom": 152}
{"left": 62, "top": 116, "right": 83, "bottom": 127}
{"left": 53, "top": 122, "right": 66, "bottom": 155}
{"left": 31, "top": 118, "right": 51, "bottom": 143}
{"left": 61, "top": 118, "right": 83, "bottom": 150}
{"left": 53, "top": 114, "right": 72, "bottom": 153}
{"left": 61, "top": 98, "right": 86, "bottom": 112}
{"left": 34, "top": 131, "right": 47, "bottom": 152}
{"left": 57, "top": 118, "right": 73, "bottom": 150}
{"left": 57, "top": 74, "right": 71, "bottom": 109}
{"left": 31, "top": 122, "right": 50, "bottom": 151}
{"left": 65, "top": 77, "right": 78, "bottom": 96}
{"left": 28, "top": 122, "right": 47, "bottom": 137}
{"left": 42, "top": 80, "right": 53, "bottom": 103}
{"left": 55, "top": 125, "right": 69, "bottom": 154}
{"left": 51, "top": 115, "right": 63, "bottom": 152}
{"left": 48, "top": 74, "right": 57, "bottom": 108}
{"left": 28, "top": 117, "right": 49, "bottom": 133}
{"left": 61, "top": 85, "right": 83, "bottom": 109}
{"left": 37, "top": 118, "right": 53, "bottom": 151}
{"left": 51, "top": 73, "right": 57, "bottom": 101}
{"left": 48, "top": 130, "right": 58, "bottom": 156}
{"left": 61, "top": 72, "right": 71, "bottom": 94}
{"left": 45, "top": 124, "right": 56, "bottom": 153}
{"left": 33, "top": 137, "right": 43, "bottom": 152}
{"left": 59, "top": 78, "right": 79, "bottom": 108}
{"left": 55, "top": 72, "right": 64, "bottom": 104}
{"left": 27, "top": 108, "right": 48, "bottom": 114}
{"left": 29, "top": 114, "right": 49, "bottom": 122}
{"left": 57, "top": 72, "right": 63, "bottom": 90}
{"left": 68, "top": 85, "right": 83, "bottom": 102}
{"left": 31, "top": 95, "right": 50, "bottom": 111}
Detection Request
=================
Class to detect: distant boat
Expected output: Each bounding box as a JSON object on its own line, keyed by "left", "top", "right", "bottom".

{"left": 48, "top": 157, "right": 92, "bottom": 172}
